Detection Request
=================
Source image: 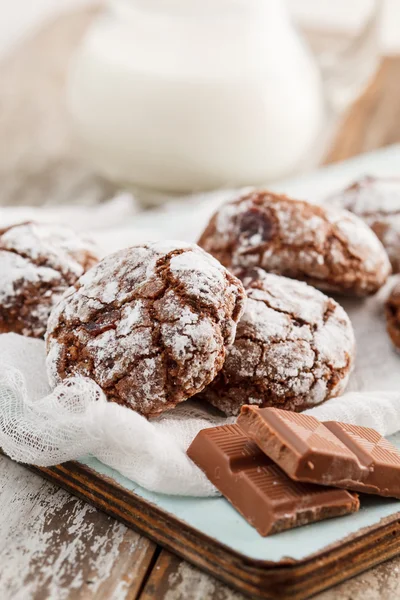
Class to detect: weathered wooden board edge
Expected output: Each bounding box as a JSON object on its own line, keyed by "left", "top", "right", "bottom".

{"left": 23, "top": 460, "right": 400, "bottom": 600}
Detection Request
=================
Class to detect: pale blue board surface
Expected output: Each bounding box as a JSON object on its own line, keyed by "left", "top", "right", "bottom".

{"left": 80, "top": 145, "right": 400, "bottom": 564}
{"left": 80, "top": 432, "right": 400, "bottom": 563}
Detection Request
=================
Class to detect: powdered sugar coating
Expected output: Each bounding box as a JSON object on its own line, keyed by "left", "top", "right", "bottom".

{"left": 0, "top": 222, "right": 98, "bottom": 338}
{"left": 199, "top": 268, "right": 355, "bottom": 416}
{"left": 385, "top": 276, "right": 400, "bottom": 350}
{"left": 46, "top": 241, "right": 246, "bottom": 417}
{"left": 198, "top": 190, "right": 391, "bottom": 296}
{"left": 329, "top": 176, "right": 400, "bottom": 273}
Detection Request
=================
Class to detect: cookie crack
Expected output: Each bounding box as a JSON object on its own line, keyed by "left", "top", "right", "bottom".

{"left": 101, "top": 349, "right": 162, "bottom": 390}
{"left": 160, "top": 247, "right": 225, "bottom": 328}
{"left": 231, "top": 298, "right": 345, "bottom": 402}
{"left": 248, "top": 292, "right": 314, "bottom": 329}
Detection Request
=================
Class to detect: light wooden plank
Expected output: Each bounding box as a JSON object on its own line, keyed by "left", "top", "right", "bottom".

{"left": 0, "top": 455, "right": 157, "bottom": 600}
{"left": 313, "top": 555, "right": 400, "bottom": 600}
{"left": 139, "top": 550, "right": 245, "bottom": 600}
{"left": 139, "top": 548, "right": 400, "bottom": 600}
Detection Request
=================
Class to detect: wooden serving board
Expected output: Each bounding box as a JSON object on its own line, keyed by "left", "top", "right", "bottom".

{"left": 29, "top": 448, "right": 400, "bottom": 600}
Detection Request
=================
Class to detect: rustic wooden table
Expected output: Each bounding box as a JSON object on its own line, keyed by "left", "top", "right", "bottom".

{"left": 1, "top": 9, "right": 400, "bottom": 600}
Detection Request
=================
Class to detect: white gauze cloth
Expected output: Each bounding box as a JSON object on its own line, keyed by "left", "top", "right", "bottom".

{"left": 0, "top": 191, "right": 399, "bottom": 497}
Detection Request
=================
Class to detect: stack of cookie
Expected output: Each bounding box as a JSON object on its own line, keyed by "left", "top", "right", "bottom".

{"left": 0, "top": 182, "right": 398, "bottom": 419}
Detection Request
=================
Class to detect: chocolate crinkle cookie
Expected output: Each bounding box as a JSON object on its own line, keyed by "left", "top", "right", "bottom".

{"left": 0, "top": 222, "right": 98, "bottom": 338}
{"left": 329, "top": 176, "right": 400, "bottom": 273}
{"left": 198, "top": 268, "right": 355, "bottom": 416}
{"left": 46, "top": 241, "right": 246, "bottom": 417}
{"left": 198, "top": 190, "right": 391, "bottom": 296}
{"left": 386, "top": 278, "right": 400, "bottom": 351}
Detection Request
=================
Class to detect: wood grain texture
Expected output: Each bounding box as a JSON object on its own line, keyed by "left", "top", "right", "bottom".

{"left": 0, "top": 455, "right": 157, "bottom": 600}
{"left": 139, "top": 550, "right": 244, "bottom": 600}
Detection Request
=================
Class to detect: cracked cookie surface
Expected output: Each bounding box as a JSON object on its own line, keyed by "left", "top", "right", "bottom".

{"left": 329, "top": 176, "right": 400, "bottom": 273}
{"left": 0, "top": 222, "right": 98, "bottom": 338}
{"left": 386, "top": 277, "right": 400, "bottom": 350}
{"left": 198, "top": 268, "right": 355, "bottom": 416}
{"left": 46, "top": 241, "right": 246, "bottom": 417}
{"left": 198, "top": 190, "right": 391, "bottom": 296}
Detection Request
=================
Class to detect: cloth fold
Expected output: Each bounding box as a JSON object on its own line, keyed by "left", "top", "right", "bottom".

{"left": 0, "top": 334, "right": 225, "bottom": 496}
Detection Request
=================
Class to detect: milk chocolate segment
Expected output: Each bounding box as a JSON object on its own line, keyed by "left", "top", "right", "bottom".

{"left": 238, "top": 406, "right": 400, "bottom": 499}
{"left": 324, "top": 421, "right": 400, "bottom": 497}
{"left": 237, "top": 406, "right": 365, "bottom": 485}
{"left": 187, "top": 424, "right": 359, "bottom": 536}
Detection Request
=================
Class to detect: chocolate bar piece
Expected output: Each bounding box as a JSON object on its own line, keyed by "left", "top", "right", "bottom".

{"left": 324, "top": 421, "right": 400, "bottom": 497}
{"left": 237, "top": 406, "right": 400, "bottom": 498}
{"left": 187, "top": 424, "right": 359, "bottom": 536}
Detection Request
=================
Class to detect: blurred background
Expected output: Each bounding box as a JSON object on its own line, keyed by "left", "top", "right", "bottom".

{"left": 0, "top": 0, "right": 399, "bottom": 208}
